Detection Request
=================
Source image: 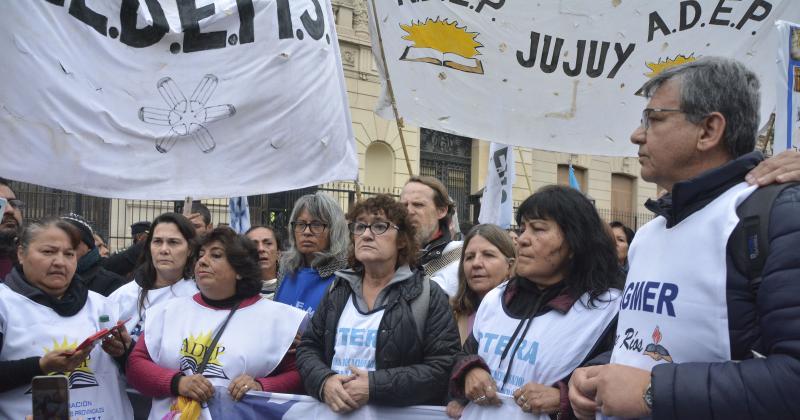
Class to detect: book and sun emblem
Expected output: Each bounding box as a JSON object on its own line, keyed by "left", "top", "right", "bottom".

{"left": 25, "top": 338, "right": 98, "bottom": 394}
{"left": 399, "top": 18, "right": 484, "bottom": 75}
{"left": 180, "top": 331, "right": 228, "bottom": 380}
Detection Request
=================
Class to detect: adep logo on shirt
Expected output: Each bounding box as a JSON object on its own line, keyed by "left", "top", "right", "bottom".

{"left": 180, "top": 331, "right": 228, "bottom": 379}
{"left": 26, "top": 338, "right": 99, "bottom": 393}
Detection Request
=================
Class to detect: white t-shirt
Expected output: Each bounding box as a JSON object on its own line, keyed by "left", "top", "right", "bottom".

{"left": 331, "top": 295, "right": 386, "bottom": 375}
{"left": 108, "top": 278, "right": 197, "bottom": 341}
{"left": 429, "top": 240, "right": 462, "bottom": 297}
{"left": 0, "top": 285, "right": 133, "bottom": 420}
{"left": 144, "top": 296, "right": 307, "bottom": 420}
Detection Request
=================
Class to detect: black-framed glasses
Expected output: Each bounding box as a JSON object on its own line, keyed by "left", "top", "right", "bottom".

{"left": 5, "top": 198, "right": 25, "bottom": 210}
{"left": 291, "top": 221, "right": 327, "bottom": 234}
{"left": 348, "top": 221, "right": 399, "bottom": 236}
{"left": 640, "top": 108, "right": 684, "bottom": 131}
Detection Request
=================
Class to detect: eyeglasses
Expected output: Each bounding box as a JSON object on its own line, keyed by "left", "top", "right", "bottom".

{"left": 348, "top": 221, "right": 399, "bottom": 236}
{"left": 5, "top": 199, "right": 25, "bottom": 210}
{"left": 640, "top": 108, "right": 684, "bottom": 131}
{"left": 291, "top": 221, "right": 327, "bottom": 234}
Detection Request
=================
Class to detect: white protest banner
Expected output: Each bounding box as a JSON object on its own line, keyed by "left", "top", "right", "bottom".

{"left": 775, "top": 20, "right": 800, "bottom": 153}
{"left": 0, "top": 1, "right": 356, "bottom": 199}
{"left": 369, "top": 0, "right": 800, "bottom": 156}
{"left": 478, "top": 142, "right": 514, "bottom": 229}
{"left": 207, "top": 389, "right": 449, "bottom": 419}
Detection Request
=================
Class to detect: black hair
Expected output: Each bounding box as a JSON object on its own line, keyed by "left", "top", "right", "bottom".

{"left": 198, "top": 227, "right": 262, "bottom": 299}
{"left": 609, "top": 221, "right": 635, "bottom": 244}
{"left": 516, "top": 185, "right": 622, "bottom": 306}
{"left": 244, "top": 225, "right": 283, "bottom": 251}
{"left": 137, "top": 212, "right": 198, "bottom": 313}
{"left": 191, "top": 202, "right": 212, "bottom": 226}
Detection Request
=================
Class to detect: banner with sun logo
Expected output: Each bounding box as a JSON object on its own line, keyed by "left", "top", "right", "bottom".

{"left": 0, "top": 1, "right": 356, "bottom": 199}
{"left": 369, "top": 0, "right": 800, "bottom": 156}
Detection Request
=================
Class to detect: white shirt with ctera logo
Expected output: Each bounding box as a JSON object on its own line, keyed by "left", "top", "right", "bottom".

{"left": 462, "top": 282, "right": 619, "bottom": 420}
{"left": 332, "top": 295, "right": 386, "bottom": 375}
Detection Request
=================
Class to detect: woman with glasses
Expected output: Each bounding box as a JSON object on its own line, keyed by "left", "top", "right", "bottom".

{"left": 449, "top": 186, "right": 622, "bottom": 419}
{"left": 274, "top": 192, "right": 349, "bottom": 316}
{"left": 296, "top": 194, "right": 460, "bottom": 414}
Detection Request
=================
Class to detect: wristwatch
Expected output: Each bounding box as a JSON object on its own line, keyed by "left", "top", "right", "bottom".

{"left": 643, "top": 382, "right": 654, "bottom": 410}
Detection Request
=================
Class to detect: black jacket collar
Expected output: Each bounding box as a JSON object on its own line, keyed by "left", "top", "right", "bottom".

{"left": 418, "top": 223, "right": 453, "bottom": 266}
{"left": 645, "top": 151, "right": 763, "bottom": 228}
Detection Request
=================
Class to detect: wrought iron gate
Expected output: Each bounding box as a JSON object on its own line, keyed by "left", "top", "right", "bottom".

{"left": 419, "top": 128, "right": 472, "bottom": 225}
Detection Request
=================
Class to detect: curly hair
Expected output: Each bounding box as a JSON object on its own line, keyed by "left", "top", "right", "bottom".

{"left": 346, "top": 194, "right": 418, "bottom": 270}
{"left": 516, "top": 185, "right": 622, "bottom": 307}
{"left": 197, "top": 227, "right": 262, "bottom": 299}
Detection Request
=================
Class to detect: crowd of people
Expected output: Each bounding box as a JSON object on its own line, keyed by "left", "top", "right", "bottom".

{"left": 0, "top": 57, "right": 799, "bottom": 420}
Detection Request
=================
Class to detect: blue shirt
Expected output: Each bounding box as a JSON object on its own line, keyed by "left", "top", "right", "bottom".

{"left": 275, "top": 267, "right": 336, "bottom": 317}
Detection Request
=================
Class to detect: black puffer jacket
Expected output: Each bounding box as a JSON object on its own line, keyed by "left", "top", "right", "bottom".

{"left": 642, "top": 152, "right": 800, "bottom": 419}
{"left": 296, "top": 268, "right": 460, "bottom": 406}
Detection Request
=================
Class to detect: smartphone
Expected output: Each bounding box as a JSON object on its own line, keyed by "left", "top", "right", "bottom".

{"left": 0, "top": 197, "right": 7, "bottom": 216}
{"left": 31, "top": 375, "right": 69, "bottom": 420}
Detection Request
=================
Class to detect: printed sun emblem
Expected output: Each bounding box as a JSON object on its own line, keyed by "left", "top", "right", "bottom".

{"left": 180, "top": 331, "right": 228, "bottom": 380}
{"left": 635, "top": 54, "right": 698, "bottom": 96}
{"left": 644, "top": 54, "right": 697, "bottom": 78}
{"left": 139, "top": 74, "right": 236, "bottom": 154}
{"left": 25, "top": 338, "right": 98, "bottom": 393}
{"left": 399, "top": 18, "right": 484, "bottom": 74}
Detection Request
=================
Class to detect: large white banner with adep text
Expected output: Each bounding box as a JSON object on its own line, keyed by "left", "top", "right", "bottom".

{"left": 369, "top": 0, "right": 800, "bottom": 156}
{"left": 0, "top": 0, "right": 356, "bottom": 199}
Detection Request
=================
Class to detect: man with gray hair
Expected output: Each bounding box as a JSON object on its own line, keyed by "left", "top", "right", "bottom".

{"left": 399, "top": 176, "right": 462, "bottom": 297}
{"left": 568, "top": 57, "right": 800, "bottom": 419}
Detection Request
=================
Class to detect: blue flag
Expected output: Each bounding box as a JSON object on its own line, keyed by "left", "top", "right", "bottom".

{"left": 229, "top": 196, "right": 251, "bottom": 234}
{"left": 568, "top": 163, "right": 581, "bottom": 191}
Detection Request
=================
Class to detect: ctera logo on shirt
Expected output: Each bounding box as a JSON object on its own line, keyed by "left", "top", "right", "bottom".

{"left": 26, "top": 338, "right": 99, "bottom": 393}
{"left": 643, "top": 326, "right": 673, "bottom": 363}
{"left": 180, "top": 331, "right": 228, "bottom": 379}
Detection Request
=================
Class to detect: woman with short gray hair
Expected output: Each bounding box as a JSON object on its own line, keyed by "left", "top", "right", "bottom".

{"left": 275, "top": 192, "right": 349, "bottom": 315}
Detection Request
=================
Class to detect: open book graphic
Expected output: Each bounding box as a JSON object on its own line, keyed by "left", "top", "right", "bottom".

{"left": 400, "top": 46, "right": 484, "bottom": 74}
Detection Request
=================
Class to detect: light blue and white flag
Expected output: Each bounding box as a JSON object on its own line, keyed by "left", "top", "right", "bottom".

{"left": 207, "top": 389, "right": 448, "bottom": 419}
{"left": 569, "top": 163, "right": 582, "bottom": 191}
{"left": 478, "top": 142, "right": 515, "bottom": 229}
{"left": 229, "top": 196, "right": 251, "bottom": 235}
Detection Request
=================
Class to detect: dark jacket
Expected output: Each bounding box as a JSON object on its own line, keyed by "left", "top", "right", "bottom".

{"left": 640, "top": 152, "right": 800, "bottom": 420}
{"left": 101, "top": 240, "right": 145, "bottom": 278}
{"left": 81, "top": 263, "right": 128, "bottom": 297}
{"left": 295, "top": 267, "right": 460, "bottom": 406}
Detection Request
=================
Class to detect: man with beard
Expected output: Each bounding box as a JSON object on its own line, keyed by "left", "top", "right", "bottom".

{"left": 399, "top": 175, "right": 462, "bottom": 296}
{"left": 0, "top": 178, "right": 22, "bottom": 279}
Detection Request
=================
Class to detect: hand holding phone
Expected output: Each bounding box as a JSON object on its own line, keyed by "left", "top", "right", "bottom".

{"left": 100, "top": 322, "right": 132, "bottom": 357}
{"left": 0, "top": 197, "right": 7, "bottom": 216}
{"left": 40, "top": 348, "right": 92, "bottom": 375}
{"left": 71, "top": 318, "right": 131, "bottom": 354}
{"left": 32, "top": 375, "right": 69, "bottom": 420}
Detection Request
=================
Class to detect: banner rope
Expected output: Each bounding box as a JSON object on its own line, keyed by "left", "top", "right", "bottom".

{"left": 368, "top": 0, "right": 414, "bottom": 177}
